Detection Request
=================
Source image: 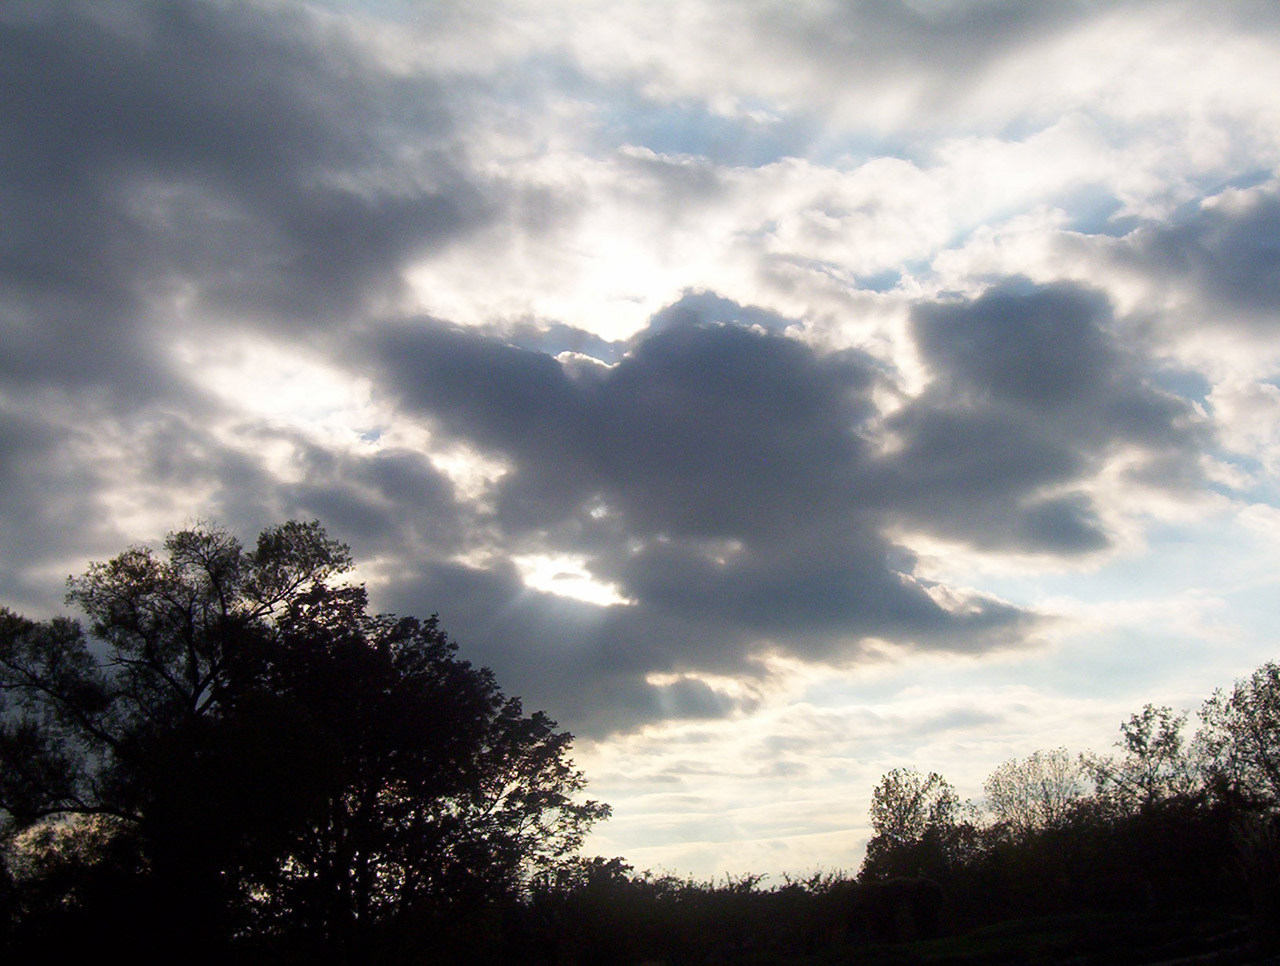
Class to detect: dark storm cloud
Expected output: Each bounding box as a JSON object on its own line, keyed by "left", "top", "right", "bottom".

{"left": 644, "top": 290, "right": 798, "bottom": 335}
{"left": 914, "top": 283, "right": 1119, "bottom": 408}
{"left": 1124, "top": 184, "right": 1280, "bottom": 325}
{"left": 355, "top": 279, "right": 1215, "bottom": 732}
{"left": 885, "top": 280, "right": 1207, "bottom": 552}
{"left": 374, "top": 304, "right": 880, "bottom": 540}
{"left": 501, "top": 321, "right": 628, "bottom": 365}
{"left": 362, "top": 294, "right": 1050, "bottom": 733}
{"left": 911, "top": 282, "right": 1202, "bottom": 452}
{"left": 0, "top": 0, "right": 483, "bottom": 403}
{"left": 0, "top": 1, "right": 486, "bottom": 600}
{"left": 0, "top": 405, "right": 112, "bottom": 612}
{"left": 375, "top": 550, "right": 1023, "bottom": 738}
{"left": 273, "top": 435, "right": 465, "bottom": 559}
{"left": 371, "top": 556, "right": 751, "bottom": 736}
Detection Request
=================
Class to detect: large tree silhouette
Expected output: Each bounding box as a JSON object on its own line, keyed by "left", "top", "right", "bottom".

{"left": 861, "top": 767, "right": 976, "bottom": 881}
{"left": 0, "top": 521, "right": 607, "bottom": 955}
{"left": 1199, "top": 661, "right": 1280, "bottom": 807}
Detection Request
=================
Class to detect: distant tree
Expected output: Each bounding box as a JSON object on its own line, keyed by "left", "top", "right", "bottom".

{"left": 1084, "top": 705, "right": 1200, "bottom": 813}
{"left": 861, "top": 767, "right": 975, "bottom": 881}
{"left": 0, "top": 521, "right": 608, "bottom": 954}
{"left": 985, "top": 747, "right": 1085, "bottom": 837}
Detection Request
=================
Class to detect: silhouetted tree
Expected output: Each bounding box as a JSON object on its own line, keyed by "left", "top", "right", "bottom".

{"left": 1084, "top": 705, "right": 1200, "bottom": 814}
{"left": 0, "top": 521, "right": 608, "bottom": 956}
{"left": 984, "top": 747, "right": 1085, "bottom": 838}
{"left": 253, "top": 583, "right": 609, "bottom": 950}
{"left": 1198, "top": 662, "right": 1280, "bottom": 807}
{"left": 861, "top": 767, "right": 976, "bottom": 882}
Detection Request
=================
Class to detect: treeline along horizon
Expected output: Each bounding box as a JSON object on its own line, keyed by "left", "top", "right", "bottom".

{"left": 2, "top": 519, "right": 1278, "bottom": 964}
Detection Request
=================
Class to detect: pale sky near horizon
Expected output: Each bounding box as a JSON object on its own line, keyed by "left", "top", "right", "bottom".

{"left": 3, "top": 0, "right": 1280, "bottom": 878}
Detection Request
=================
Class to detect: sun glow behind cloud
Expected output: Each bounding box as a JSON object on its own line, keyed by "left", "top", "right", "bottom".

{"left": 4, "top": 0, "right": 1280, "bottom": 879}
{"left": 512, "top": 553, "right": 635, "bottom": 607}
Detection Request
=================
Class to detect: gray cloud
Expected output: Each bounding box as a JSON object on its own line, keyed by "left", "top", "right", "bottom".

{"left": 1125, "top": 183, "right": 1280, "bottom": 326}
{"left": 349, "top": 279, "right": 1213, "bottom": 732}
{"left": 0, "top": 0, "right": 484, "bottom": 404}
{"left": 374, "top": 306, "right": 877, "bottom": 536}
{"left": 275, "top": 437, "right": 465, "bottom": 559}
{"left": 0, "top": 406, "right": 114, "bottom": 612}
{"left": 766, "top": 0, "right": 1081, "bottom": 78}
{"left": 693, "top": 0, "right": 1142, "bottom": 134}
{"left": 883, "top": 279, "right": 1207, "bottom": 552}
{"left": 0, "top": 0, "right": 487, "bottom": 603}
{"left": 360, "top": 294, "right": 1052, "bottom": 732}
{"left": 0, "top": 1, "right": 1243, "bottom": 744}
{"left": 914, "top": 283, "right": 1119, "bottom": 409}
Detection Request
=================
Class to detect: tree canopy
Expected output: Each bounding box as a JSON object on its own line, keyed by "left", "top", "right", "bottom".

{"left": 0, "top": 520, "right": 608, "bottom": 956}
{"left": 861, "top": 767, "right": 975, "bottom": 881}
{"left": 985, "top": 747, "right": 1084, "bottom": 837}
{"left": 1199, "top": 661, "right": 1280, "bottom": 807}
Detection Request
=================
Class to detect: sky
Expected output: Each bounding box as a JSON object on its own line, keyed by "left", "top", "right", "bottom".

{"left": 3, "top": 0, "right": 1280, "bottom": 878}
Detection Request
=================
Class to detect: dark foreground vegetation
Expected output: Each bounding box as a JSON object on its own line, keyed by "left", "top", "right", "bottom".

{"left": 2, "top": 521, "right": 1279, "bottom": 964}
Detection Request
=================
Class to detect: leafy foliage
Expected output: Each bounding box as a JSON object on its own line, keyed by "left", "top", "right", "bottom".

{"left": 861, "top": 767, "right": 977, "bottom": 880}
{"left": 1198, "top": 661, "right": 1280, "bottom": 806}
{"left": 0, "top": 521, "right": 607, "bottom": 955}
{"left": 1083, "top": 705, "right": 1200, "bottom": 814}
{"left": 985, "top": 747, "right": 1085, "bottom": 837}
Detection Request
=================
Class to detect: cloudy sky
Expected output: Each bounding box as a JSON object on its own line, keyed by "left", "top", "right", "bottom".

{"left": 4, "top": 0, "right": 1280, "bottom": 876}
